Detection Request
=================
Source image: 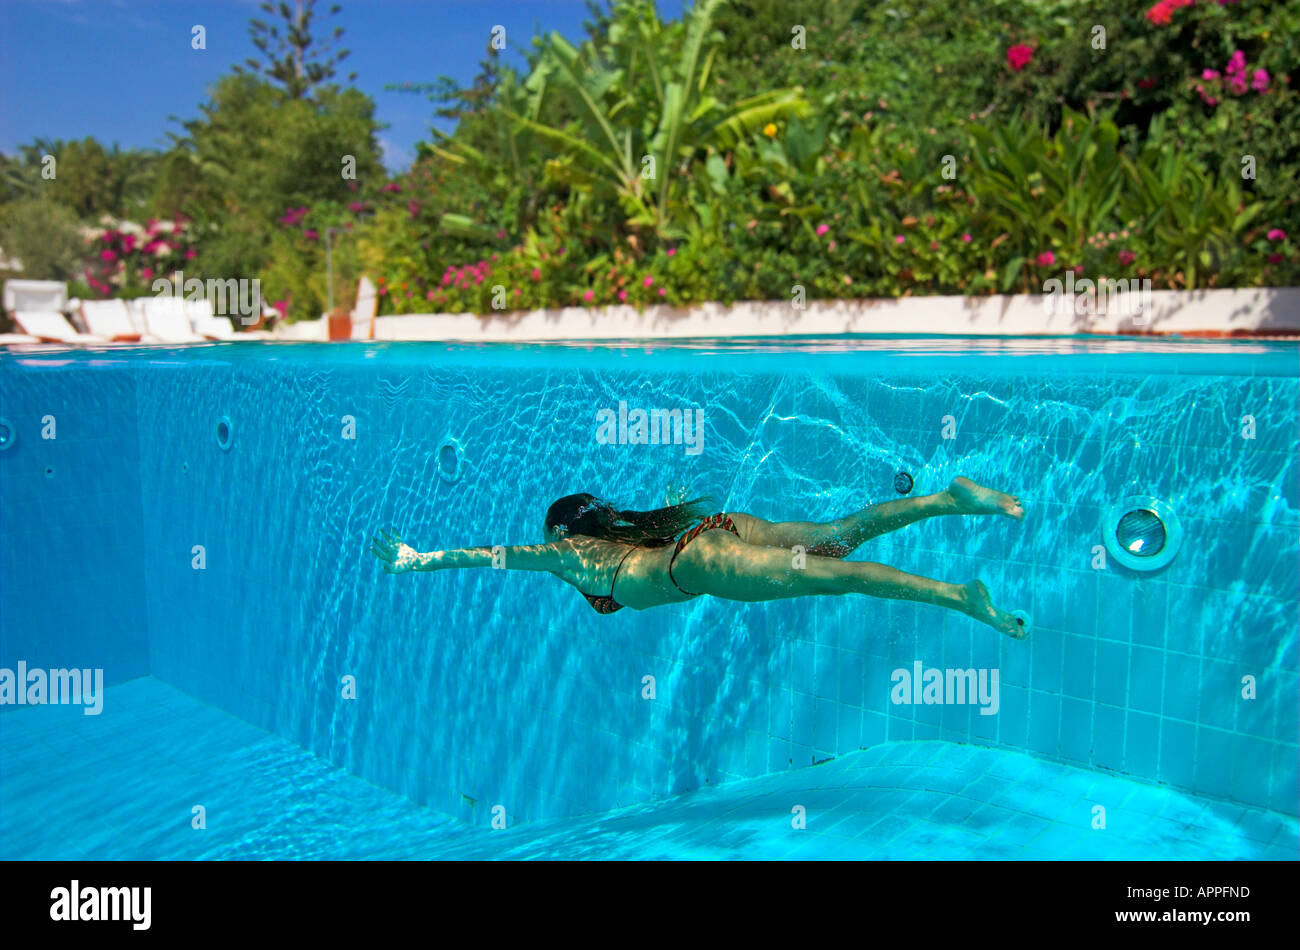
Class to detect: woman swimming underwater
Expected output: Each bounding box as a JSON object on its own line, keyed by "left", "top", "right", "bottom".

{"left": 370, "top": 476, "right": 1029, "bottom": 638}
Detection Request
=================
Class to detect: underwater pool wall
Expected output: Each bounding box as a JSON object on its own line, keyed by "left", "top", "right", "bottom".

{"left": 2, "top": 346, "right": 1297, "bottom": 827}
{"left": 0, "top": 360, "right": 150, "bottom": 684}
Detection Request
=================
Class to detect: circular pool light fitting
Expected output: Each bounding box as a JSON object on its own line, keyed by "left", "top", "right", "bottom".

{"left": 0, "top": 418, "right": 13, "bottom": 452}
{"left": 43, "top": 464, "right": 55, "bottom": 479}
{"left": 437, "top": 436, "right": 465, "bottom": 484}
{"left": 1103, "top": 495, "right": 1182, "bottom": 571}
{"left": 216, "top": 416, "right": 234, "bottom": 451}
{"left": 894, "top": 471, "right": 914, "bottom": 495}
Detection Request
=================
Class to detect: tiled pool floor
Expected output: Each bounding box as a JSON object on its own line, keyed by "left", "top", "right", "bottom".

{"left": 1, "top": 677, "right": 1295, "bottom": 860}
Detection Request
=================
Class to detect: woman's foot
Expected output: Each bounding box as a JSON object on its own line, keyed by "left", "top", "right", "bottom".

{"left": 949, "top": 476, "right": 1024, "bottom": 520}
{"left": 961, "top": 580, "right": 1030, "bottom": 639}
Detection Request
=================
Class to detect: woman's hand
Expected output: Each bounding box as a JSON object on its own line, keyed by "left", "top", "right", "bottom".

{"left": 370, "top": 529, "right": 425, "bottom": 574}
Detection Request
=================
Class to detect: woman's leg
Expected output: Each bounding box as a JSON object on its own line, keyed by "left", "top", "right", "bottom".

{"left": 729, "top": 476, "right": 1024, "bottom": 558}
{"left": 671, "top": 529, "right": 1028, "bottom": 639}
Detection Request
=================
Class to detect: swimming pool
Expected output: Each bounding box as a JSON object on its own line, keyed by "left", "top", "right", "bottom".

{"left": 1, "top": 337, "right": 1296, "bottom": 859}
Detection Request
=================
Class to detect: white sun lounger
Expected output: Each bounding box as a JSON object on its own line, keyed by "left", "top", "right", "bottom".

{"left": 184, "top": 297, "right": 238, "bottom": 339}
{"left": 3, "top": 279, "right": 67, "bottom": 314}
{"left": 140, "top": 296, "right": 206, "bottom": 343}
{"left": 11, "top": 311, "right": 109, "bottom": 344}
{"left": 80, "top": 299, "right": 146, "bottom": 342}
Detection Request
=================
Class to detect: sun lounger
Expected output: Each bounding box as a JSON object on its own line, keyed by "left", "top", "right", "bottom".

{"left": 79, "top": 299, "right": 144, "bottom": 342}
{"left": 11, "top": 311, "right": 109, "bottom": 344}
{"left": 140, "top": 296, "right": 206, "bottom": 343}
{"left": 3, "top": 279, "right": 67, "bottom": 314}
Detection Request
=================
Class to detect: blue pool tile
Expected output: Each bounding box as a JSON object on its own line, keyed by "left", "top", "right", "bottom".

{"left": 1031, "top": 633, "right": 1064, "bottom": 693}
{"left": 1028, "top": 692, "right": 1061, "bottom": 758}
{"left": 861, "top": 711, "right": 887, "bottom": 747}
{"left": 1062, "top": 634, "right": 1096, "bottom": 700}
{"left": 998, "top": 685, "right": 1029, "bottom": 750}
{"left": 1059, "top": 697, "right": 1093, "bottom": 764}
{"left": 1094, "top": 640, "right": 1129, "bottom": 707}
{"left": 1163, "top": 653, "right": 1200, "bottom": 722}
{"left": 999, "top": 636, "right": 1032, "bottom": 687}
{"left": 1160, "top": 720, "right": 1197, "bottom": 788}
{"left": 1197, "top": 659, "right": 1239, "bottom": 732}
{"left": 1268, "top": 744, "right": 1298, "bottom": 816}
{"left": 1093, "top": 704, "right": 1125, "bottom": 772}
{"left": 1128, "top": 646, "right": 1163, "bottom": 715}
{"left": 1164, "top": 585, "right": 1204, "bottom": 655}
{"left": 1229, "top": 735, "right": 1274, "bottom": 811}
{"left": 814, "top": 699, "right": 838, "bottom": 755}
{"left": 1131, "top": 582, "right": 1167, "bottom": 648}
{"left": 836, "top": 704, "right": 862, "bottom": 755}
{"left": 1095, "top": 573, "right": 1132, "bottom": 642}
{"left": 1275, "top": 674, "right": 1299, "bottom": 743}
{"left": 1125, "top": 711, "right": 1160, "bottom": 777}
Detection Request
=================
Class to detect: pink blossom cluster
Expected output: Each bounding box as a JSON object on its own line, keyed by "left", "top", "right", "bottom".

{"left": 1198, "top": 50, "right": 1269, "bottom": 105}
{"left": 441, "top": 260, "right": 491, "bottom": 288}
{"left": 278, "top": 206, "right": 309, "bottom": 227}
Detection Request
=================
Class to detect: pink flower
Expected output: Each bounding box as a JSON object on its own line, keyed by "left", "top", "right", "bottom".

{"left": 100, "top": 250, "right": 116, "bottom": 262}
{"left": 1268, "top": 253, "right": 1283, "bottom": 264}
{"left": 1137, "top": 78, "right": 1156, "bottom": 90}
{"left": 1118, "top": 249, "right": 1136, "bottom": 266}
{"left": 530, "top": 268, "right": 541, "bottom": 281}
{"left": 408, "top": 200, "right": 421, "bottom": 217}
{"left": 583, "top": 290, "right": 594, "bottom": 303}
{"left": 658, "top": 288, "right": 666, "bottom": 296}
{"left": 1006, "top": 44, "right": 1034, "bottom": 72}
{"left": 1252, "top": 69, "right": 1270, "bottom": 92}
{"left": 495, "top": 230, "right": 506, "bottom": 239}
{"left": 828, "top": 241, "right": 836, "bottom": 251}
{"left": 618, "top": 289, "right": 628, "bottom": 302}
{"left": 961, "top": 233, "right": 972, "bottom": 243}
{"left": 816, "top": 223, "right": 830, "bottom": 236}
{"left": 348, "top": 201, "right": 366, "bottom": 213}
{"left": 894, "top": 235, "right": 905, "bottom": 245}
{"left": 1202, "top": 69, "right": 1221, "bottom": 80}
{"left": 1036, "top": 251, "right": 1055, "bottom": 267}
{"left": 1226, "top": 50, "right": 1246, "bottom": 77}
{"left": 185, "top": 249, "right": 196, "bottom": 259}
{"left": 1266, "top": 229, "right": 1287, "bottom": 241}
{"left": 427, "top": 290, "right": 436, "bottom": 300}
{"left": 929, "top": 241, "right": 940, "bottom": 251}
{"left": 666, "top": 247, "right": 677, "bottom": 257}
{"left": 643, "top": 276, "right": 654, "bottom": 287}
{"left": 304, "top": 229, "right": 319, "bottom": 241}
{"left": 141, "top": 267, "right": 153, "bottom": 279}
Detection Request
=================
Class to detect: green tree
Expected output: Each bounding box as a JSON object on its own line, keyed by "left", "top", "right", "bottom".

{"left": 238, "top": 0, "right": 356, "bottom": 100}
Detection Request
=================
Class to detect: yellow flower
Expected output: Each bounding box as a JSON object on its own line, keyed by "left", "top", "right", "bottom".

{"left": 763, "top": 123, "right": 778, "bottom": 138}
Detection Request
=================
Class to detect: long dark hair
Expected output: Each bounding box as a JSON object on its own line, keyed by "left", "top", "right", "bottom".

{"left": 545, "top": 493, "right": 715, "bottom": 548}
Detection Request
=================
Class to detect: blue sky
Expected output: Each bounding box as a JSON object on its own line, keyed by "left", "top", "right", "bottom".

{"left": 0, "top": 0, "right": 687, "bottom": 171}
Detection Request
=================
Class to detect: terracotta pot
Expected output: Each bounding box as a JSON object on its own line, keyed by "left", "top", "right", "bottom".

{"left": 328, "top": 310, "right": 351, "bottom": 340}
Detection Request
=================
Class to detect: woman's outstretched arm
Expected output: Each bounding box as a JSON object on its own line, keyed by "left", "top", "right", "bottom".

{"left": 369, "top": 529, "right": 561, "bottom": 575}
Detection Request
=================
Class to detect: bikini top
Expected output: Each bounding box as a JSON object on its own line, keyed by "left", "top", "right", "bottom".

{"left": 580, "top": 513, "right": 740, "bottom": 613}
